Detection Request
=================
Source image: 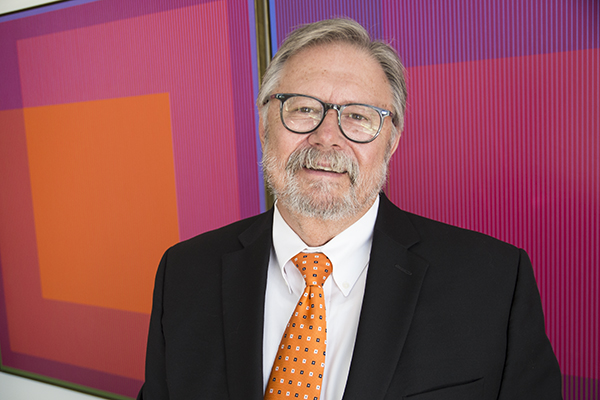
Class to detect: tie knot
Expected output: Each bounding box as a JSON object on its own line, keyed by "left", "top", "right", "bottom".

{"left": 292, "top": 252, "right": 332, "bottom": 287}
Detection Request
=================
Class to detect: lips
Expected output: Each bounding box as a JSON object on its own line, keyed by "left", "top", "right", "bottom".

{"left": 305, "top": 164, "right": 346, "bottom": 174}
{"left": 286, "top": 146, "right": 358, "bottom": 184}
{"left": 302, "top": 154, "right": 347, "bottom": 175}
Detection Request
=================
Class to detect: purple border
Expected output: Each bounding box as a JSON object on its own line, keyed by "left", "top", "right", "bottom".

{"left": 0, "top": 252, "right": 143, "bottom": 396}
{"left": 563, "top": 375, "right": 600, "bottom": 399}
{"left": 271, "top": 0, "right": 599, "bottom": 67}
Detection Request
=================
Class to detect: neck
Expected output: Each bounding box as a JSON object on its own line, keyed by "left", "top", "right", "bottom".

{"left": 276, "top": 198, "right": 376, "bottom": 247}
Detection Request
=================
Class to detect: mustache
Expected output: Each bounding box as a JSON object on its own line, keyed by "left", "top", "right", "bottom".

{"left": 285, "top": 146, "right": 359, "bottom": 185}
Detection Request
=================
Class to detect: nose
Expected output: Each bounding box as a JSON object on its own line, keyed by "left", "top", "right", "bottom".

{"left": 307, "top": 108, "right": 343, "bottom": 148}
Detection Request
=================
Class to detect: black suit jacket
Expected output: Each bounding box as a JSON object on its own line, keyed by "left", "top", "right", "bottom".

{"left": 138, "top": 195, "right": 562, "bottom": 399}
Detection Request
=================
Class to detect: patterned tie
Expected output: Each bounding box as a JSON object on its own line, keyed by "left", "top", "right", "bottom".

{"left": 265, "top": 252, "right": 332, "bottom": 400}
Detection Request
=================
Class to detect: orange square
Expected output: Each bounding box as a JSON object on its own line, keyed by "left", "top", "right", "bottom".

{"left": 25, "top": 93, "right": 179, "bottom": 314}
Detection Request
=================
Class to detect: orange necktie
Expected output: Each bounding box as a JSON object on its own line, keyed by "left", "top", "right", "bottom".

{"left": 265, "top": 252, "right": 332, "bottom": 400}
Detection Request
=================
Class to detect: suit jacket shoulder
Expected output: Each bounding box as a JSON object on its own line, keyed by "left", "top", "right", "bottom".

{"left": 166, "top": 209, "right": 273, "bottom": 263}
{"left": 344, "top": 194, "right": 562, "bottom": 400}
{"left": 377, "top": 193, "right": 520, "bottom": 264}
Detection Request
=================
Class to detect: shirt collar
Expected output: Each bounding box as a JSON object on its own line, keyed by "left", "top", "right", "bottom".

{"left": 272, "top": 196, "right": 379, "bottom": 296}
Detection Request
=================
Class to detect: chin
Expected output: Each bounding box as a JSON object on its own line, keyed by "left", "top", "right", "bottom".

{"left": 279, "top": 182, "right": 367, "bottom": 221}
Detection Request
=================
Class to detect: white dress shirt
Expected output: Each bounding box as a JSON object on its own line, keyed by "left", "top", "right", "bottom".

{"left": 263, "top": 196, "right": 380, "bottom": 400}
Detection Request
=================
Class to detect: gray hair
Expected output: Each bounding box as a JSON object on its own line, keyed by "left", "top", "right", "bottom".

{"left": 257, "top": 18, "right": 407, "bottom": 133}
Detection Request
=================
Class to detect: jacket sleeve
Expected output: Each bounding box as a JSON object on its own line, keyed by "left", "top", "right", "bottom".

{"left": 497, "top": 249, "right": 563, "bottom": 399}
{"left": 137, "top": 251, "right": 169, "bottom": 400}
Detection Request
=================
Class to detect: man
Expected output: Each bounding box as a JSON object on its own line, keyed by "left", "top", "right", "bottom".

{"left": 138, "top": 18, "right": 562, "bottom": 400}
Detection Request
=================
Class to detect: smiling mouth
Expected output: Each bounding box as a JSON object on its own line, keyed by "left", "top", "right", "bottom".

{"left": 305, "top": 165, "right": 346, "bottom": 174}
{"left": 285, "top": 146, "right": 358, "bottom": 184}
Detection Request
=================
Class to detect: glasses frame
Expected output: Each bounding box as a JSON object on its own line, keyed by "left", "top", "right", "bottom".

{"left": 269, "top": 93, "right": 394, "bottom": 144}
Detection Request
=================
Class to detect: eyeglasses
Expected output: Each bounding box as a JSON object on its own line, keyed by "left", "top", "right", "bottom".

{"left": 268, "top": 93, "right": 394, "bottom": 143}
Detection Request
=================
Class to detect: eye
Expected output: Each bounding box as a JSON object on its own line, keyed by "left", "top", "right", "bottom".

{"left": 284, "top": 100, "right": 321, "bottom": 118}
{"left": 347, "top": 112, "right": 368, "bottom": 122}
{"left": 297, "top": 106, "right": 319, "bottom": 114}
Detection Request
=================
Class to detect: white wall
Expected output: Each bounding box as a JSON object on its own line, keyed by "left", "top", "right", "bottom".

{"left": 0, "top": 372, "right": 105, "bottom": 400}
{"left": 0, "top": 0, "right": 63, "bottom": 15}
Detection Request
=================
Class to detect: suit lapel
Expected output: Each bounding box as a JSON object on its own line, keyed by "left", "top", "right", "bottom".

{"left": 343, "top": 195, "right": 429, "bottom": 400}
{"left": 222, "top": 211, "right": 273, "bottom": 400}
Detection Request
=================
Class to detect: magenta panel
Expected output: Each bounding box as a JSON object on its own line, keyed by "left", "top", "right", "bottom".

{"left": 388, "top": 48, "right": 599, "bottom": 383}
{"left": 271, "top": 0, "right": 599, "bottom": 397}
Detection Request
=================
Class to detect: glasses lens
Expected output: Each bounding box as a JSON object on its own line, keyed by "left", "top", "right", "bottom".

{"left": 281, "top": 95, "right": 324, "bottom": 133}
{"left": 340, "top": 105, "right": 382, "bottom": 142}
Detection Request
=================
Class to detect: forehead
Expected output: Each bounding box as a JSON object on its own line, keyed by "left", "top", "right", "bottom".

{"left": 276, "top": 42, "right": 392, "bottom": 107}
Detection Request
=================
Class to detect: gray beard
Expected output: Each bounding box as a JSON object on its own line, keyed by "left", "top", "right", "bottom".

{"left": 261, "top": 138, "right": 390, "bottom": 221}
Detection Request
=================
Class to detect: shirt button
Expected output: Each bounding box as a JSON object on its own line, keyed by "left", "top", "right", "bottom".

{"left": 342, "top": 282, "right": 350, "bottom": 289}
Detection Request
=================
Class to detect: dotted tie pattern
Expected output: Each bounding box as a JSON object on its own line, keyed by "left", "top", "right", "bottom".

{"left": 265, "top": 252, "right": 332, "bottom": 400}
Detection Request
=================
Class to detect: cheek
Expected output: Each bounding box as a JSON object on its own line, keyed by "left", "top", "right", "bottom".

{"left": 355, "top": 147, "right": 388, "bottom": 173}
{"left": 264, "top": 136, "right": 294, "bottom": 171}
{"left": 353, "top": 146, "right": 375, "bottom": 164}
{"left": 271, "top": 131, "right": 310, "bottom": 157}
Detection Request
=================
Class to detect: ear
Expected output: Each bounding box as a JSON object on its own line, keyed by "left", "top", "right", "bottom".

{"left": 388, "top": 128, "right": 402, "bottom": 156}
{"left": 259, "top": 114, "right": 266, "bottom": 150}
